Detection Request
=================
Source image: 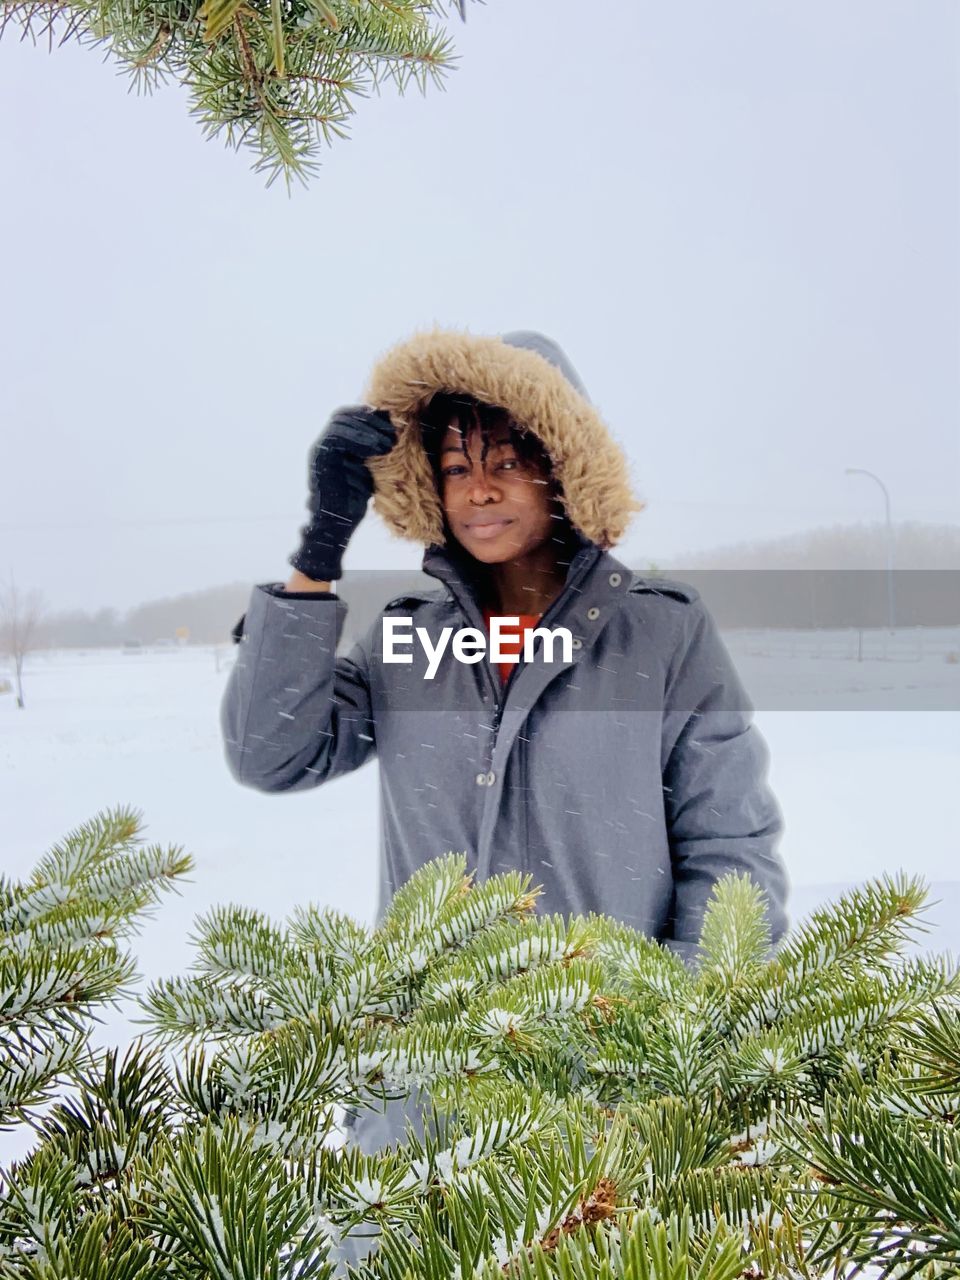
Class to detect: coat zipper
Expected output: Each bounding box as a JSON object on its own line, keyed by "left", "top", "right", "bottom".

{"left": 486, "top": 666, "right": 503, "bottom": 768}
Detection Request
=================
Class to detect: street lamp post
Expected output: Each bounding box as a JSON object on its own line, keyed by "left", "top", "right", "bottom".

{"left": 844, "top": 468, "right": 895, "bottom": 630}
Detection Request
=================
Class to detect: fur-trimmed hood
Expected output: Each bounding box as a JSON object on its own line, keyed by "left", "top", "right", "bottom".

{"left": 363, "top": 329, "right": 644, "bottom": 550}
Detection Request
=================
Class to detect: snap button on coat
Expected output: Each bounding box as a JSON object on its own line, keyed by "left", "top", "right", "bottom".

{"left": 608, "top": 572, "right": 622, "bottom": 587}
{"left": 476, "top": 772, "right": 487, "bottom": 786}
{"left": 587, "top": 606, "right": 600, "bottom": 621}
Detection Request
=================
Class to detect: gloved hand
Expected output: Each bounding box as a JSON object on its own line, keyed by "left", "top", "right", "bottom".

{"left": 288, "top": 405, "right": 397, "bottom": 582}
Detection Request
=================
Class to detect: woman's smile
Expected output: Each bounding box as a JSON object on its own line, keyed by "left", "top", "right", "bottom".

{"left": 464, "top": 516, "right": 515, "bottom": 541}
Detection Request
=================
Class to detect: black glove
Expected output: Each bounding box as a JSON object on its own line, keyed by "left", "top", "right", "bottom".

{"left": 288, "top": 405, "right": 397, "bottom": 582}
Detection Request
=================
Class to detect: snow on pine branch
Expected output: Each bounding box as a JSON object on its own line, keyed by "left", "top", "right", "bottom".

{"left": 0, "top": 807, "right": 190, "bottom": 1124}
{"left": 3, "top": 818, "right": 960, "bottom": 1280}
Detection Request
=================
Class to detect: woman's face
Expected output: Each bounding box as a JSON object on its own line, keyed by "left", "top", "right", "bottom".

{"left": 438, "top": 422, "right": 559, "bottom": 565}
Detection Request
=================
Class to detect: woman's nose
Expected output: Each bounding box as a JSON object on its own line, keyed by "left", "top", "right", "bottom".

{"left": 468, "top": 466, "right": 502, "bottom": 504}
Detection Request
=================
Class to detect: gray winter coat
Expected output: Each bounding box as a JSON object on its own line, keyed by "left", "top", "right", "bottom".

{"left": 221, "top": 539, "right": 790, "bottom": 959}
{"left": 219, "top": 328, "right": 791, "bottom": 1169}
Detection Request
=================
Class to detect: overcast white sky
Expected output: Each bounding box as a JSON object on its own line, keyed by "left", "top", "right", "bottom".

{"left": 1, "top": 0, "right": 957, "bottom": 612}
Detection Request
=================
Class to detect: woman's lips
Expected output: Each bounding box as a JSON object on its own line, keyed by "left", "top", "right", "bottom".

{"left": 465, "top": 518, "right": 514, "bottom": 540}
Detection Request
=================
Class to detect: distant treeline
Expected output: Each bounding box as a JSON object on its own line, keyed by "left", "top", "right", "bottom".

{"left": 669, "top": 520, "right": 960, "bottom": 571}
{"left": 39, "top": 584, "right": 253, "bottom": 649}
{"left": 36, "top": 521, "right": 960, "bottom": 648}
{"left": 662, "top": 522, "right": 960, "bottom": 629}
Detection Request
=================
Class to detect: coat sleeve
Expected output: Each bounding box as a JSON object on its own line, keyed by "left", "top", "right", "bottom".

{"left": 219, "top": 583, "right": 376, "bottom": 792}
{"left": 659, "top": 596, "right": 791, "bottom": 966}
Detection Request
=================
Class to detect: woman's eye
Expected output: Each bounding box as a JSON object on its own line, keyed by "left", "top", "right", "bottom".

{"left": 442, "top": 458, "right": 519, "bottom": 478}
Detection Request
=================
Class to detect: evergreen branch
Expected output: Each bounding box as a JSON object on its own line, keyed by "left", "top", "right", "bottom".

{"left": 403, "top": 1084, "right": 560, "bottom": 1194}
{"left": 729, "top": 939, "right": 958, "bottom": 1053}
{"left": 140, "top": 972, "right": 287, "bottom": 1038}
{"left": 288, "top": 902, "right": 370, "bottom": 965}
{"left": 77, "top": 843, "right": 192, "bottom": 913}
{"left": 266, "top": 964, "right": 345, "bottom": 1023}
{"left": 191, "top": 903, "right": 293, "bottom": 982}
{"left": 328, "top": 955, "right": 409, "bottom": 1026}
{"left": 779, "top": 1091, "right": 960, "bottom": 1279}
{"left": 5, "top": 824, "right": 960, "bottom": 1279}
{"left": 200, "top": 0, "right": 242, "bottom": 44}
{"left": 138, "top": 1118, "right": 333, "bottom": 1277}
{"left": 697, "top": 872, "right": 773, "bottom": 985}
{"left": 632, "top": 1003, "right": 727, "bottom": 1100}
{"left": 0, "top": 1024, "right": 86, "bottom": 1117}
{"left": 53, "top": 1051, "right": 171, "bottom": 1154}
{"left": 174, "top": 1010, "right": 353, "bottom": 1125}
{"left": 592, "top": 918, "right": 693, "bottom": 1010}
{"left": 721, "top": 1027, "right": 813, "bottom": 1109}
{"left": 629, "top": 1096, "right": 733, "bottom": 1191}
{"left": 352, "top": 1020, "right": 499, "bottom": 1097}
{"left": 894, "top": 997, "right": 960, "bottom": 1096}
{"left": 3, "top": 901, "right": 147, "bottom": 953}
{"left": 488, "top": 1207, "right": 750, "bottom": 1280}
{"left": 381, "top": 863, "right": 541, "bottom": 972}
{"left": 506, "top": 957, "right": 607, "bottom": 1025}
{"left": 26, "top": 807, "right": 144, "bottom": 890}
{"left": 772, "top": 872, "right": 933, "bottom": 982}
{"left": 0, "top": 0, "right": 474, "bottom": 186}
{"left": 772, "top": 955, "right": 959, "bottom": 1065}
{"left": 0, "top": 947, "right": 136, "bottom": 1025}
{"left": 454, "top": 915, "right": 598, "bottom": 989}
{"left": 0, "top": 1214, "right": 160, "bottom": 1279}
{"left": 377, "top": 852, "right": 472, "bottom": 944}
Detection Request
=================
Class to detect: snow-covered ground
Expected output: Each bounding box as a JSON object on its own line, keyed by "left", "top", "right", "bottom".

{"left": 2, "top": 636, "right": 957, "bottom": 956}
{"left": 1, "top": 637, "right": 957, "bottom": 1160}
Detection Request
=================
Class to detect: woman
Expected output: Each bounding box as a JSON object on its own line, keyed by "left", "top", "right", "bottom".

{"left": 222, "top": 326, "right": 790, "bottom": 959}
{"left": 221, "top": 328, "right": 790, "bottom": 1164}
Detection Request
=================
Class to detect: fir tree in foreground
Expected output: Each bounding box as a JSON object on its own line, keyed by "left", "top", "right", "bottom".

{"left": 2, "top": 810, "right": 959, "bottom": 1279}
{"left": 0, "top": 0, "right": 471, "bottom": 187}
{"left": 0, "top": 807, "right": 190, "bottom": 1129}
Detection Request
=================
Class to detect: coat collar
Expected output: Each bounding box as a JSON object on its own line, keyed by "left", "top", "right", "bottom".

{"left": 419, "top": 530, "right": 633, "bottom": 662}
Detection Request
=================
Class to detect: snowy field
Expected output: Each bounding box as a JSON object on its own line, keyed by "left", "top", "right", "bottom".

{"left": 2, "top": 634, "right": 957, "bottom": 958}
{"left": 1, "top": 636, "right": 957, "bottom": 1161}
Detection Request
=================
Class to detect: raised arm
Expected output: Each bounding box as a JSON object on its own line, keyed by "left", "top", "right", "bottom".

{"left": 219, "top": 404, "right": 396, "bottom": 792}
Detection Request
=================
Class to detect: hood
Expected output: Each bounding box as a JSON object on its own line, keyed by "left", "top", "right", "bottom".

{"left": 363, "top": 328, "right": 644, "bottom": 550}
